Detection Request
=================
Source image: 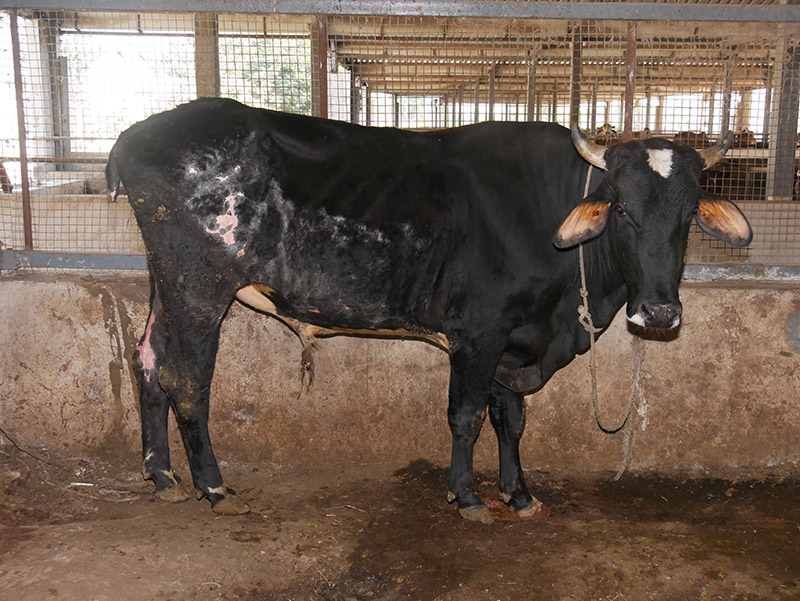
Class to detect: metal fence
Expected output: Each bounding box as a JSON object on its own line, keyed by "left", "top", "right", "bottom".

{"left": 1, "top": 3, "right": 799, "bottom": 271}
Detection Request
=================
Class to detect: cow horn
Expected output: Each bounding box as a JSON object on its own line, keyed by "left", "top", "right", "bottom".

{"left": 698, "top": 131, "right": 732, "bottom": 170}
{"left": 571, "top": 123, "right": 607, "bottom": 170}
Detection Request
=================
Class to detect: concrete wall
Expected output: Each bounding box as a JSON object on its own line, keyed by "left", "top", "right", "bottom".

{"left": 1, "top": 274, "right": 799, "bottom": 478}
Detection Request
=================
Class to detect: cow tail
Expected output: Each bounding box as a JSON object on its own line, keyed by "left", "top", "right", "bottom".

{"left": 298, "top": 340, "right": 316, "bottom": 399}
{"left": 105, "top": 150, "right": 121, "bottom": 203}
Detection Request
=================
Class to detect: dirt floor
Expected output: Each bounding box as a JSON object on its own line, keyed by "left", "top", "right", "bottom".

{"left": 1, "top": 445, "right": 799, "bottom": 601}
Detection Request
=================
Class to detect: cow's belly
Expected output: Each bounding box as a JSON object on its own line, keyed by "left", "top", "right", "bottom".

{"left": 189, "top": 174, "right": 450, "bottom": 341}
{"left": 235, "top": 284, "right": 449, "bottom": 350}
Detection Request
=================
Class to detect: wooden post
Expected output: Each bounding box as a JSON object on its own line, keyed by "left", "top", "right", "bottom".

{"left": 194, "top": 13, "right": 220, "bottom": 97}
{"left": 766, "top": 33, "right": 800, "bottom": 200}
{"left": 311, "top": 16, "right": 328, "bottom": 119}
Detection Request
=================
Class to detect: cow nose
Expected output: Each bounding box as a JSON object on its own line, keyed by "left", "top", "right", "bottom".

{"left": 639, "top": 302, "right": 682, "bottom": 329}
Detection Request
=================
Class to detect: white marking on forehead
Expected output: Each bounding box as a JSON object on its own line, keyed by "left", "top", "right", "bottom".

{"left": 647, "top": 148, "right": 673, "bottom": 179}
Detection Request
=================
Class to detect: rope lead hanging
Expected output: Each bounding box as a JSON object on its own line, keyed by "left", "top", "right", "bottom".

{"left": 577, "top": 242, "right": 647, "bottom": 480}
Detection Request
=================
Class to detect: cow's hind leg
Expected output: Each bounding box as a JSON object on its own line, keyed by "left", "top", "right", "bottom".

{"left": 134, "top": 283, "right": 191, "bottom": 503}
{"left": 156, "top": 289, "right": 250, "bottom": 516}
{"left": 488, "top": 383, "right": 542, "bottom": 517}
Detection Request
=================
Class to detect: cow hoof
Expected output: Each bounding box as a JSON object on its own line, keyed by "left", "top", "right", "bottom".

{"left": 501, "top": 490, "right": 542, "bottom": 514}
{"left": 458, "top": 505, "right": 494, "bottom": 524}
{"left": 514, "top": 497, "right": 544, "bottom": 518}
{"left": 148, "top": 469, "right": 191, "bottom": 504}
{"left": 208, "top": 488, "right": 251, "bottom": 515}
{"left": 154, "top": 481, "right": 191, "bottom": 503}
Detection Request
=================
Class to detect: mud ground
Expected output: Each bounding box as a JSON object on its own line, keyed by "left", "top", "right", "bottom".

{"left": 1, "top": 446, "right": 798, "bottom": 601}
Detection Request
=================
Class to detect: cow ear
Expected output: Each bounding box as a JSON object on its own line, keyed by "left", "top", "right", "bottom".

{"left": 696, "top": 198, "right": 752, "bottom": 248}
{"left": 553, "top": 201, "right": 611, "bottom": 249}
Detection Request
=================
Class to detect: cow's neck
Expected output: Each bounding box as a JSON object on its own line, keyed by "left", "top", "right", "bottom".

{"left": 578, "top": 234, "right": 628, "bottom": 333}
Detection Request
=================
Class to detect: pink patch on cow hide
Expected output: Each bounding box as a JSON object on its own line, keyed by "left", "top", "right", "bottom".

{"left": 206, "top": 194, "right": 240, "bottom": 246}
{"left": 138, "top": 312, "right": 157, "bottom": 382}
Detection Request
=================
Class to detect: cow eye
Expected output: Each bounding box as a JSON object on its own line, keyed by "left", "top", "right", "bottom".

{"left": 691, "top": 206, "right": 698, "bottom": 215}
{"left": 614, "top": 204, "right": 626, "bottom": 216}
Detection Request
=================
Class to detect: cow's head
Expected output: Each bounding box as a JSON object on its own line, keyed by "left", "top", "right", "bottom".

{"left": 554, "top": 124, "right": 752, "bottom": 330}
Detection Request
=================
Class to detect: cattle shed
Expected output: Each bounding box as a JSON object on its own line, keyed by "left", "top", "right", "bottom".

{"left": 1, "top": 2, "right": 800, "bottom": 601}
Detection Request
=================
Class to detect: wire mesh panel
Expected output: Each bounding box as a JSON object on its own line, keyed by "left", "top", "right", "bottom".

{"left": 0, "top": 12, "right": 24, "bottom": 250}
{"left": 0, "top": 7, "right": 798, "bottom": 268}
{"left": 218, "top": 15, "right": 314, "bottom": 114}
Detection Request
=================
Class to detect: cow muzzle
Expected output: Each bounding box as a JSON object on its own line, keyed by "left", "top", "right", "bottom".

{"left": 628, "top": 302, "right": 682, "bottom": 330}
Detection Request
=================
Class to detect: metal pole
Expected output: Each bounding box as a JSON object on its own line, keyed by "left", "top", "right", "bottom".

{"left": 707, "top": 87, "right": 716, "bottom": 134}
{"left": 623, "top": 21, "right": 637, "bottom": 141}
{"left": 365, "top": 84, "right": 371, "bottom": 126}
{"left": 761, "top": 68, "right": 773, "bottom": 146}
{"left": 526, "top": 52, "right": 536, "bottom": 122}
{"left": 350, "top": 68, "right": 358, "bottom": 124}
{"left": 474, "top": 81, "right": 480, "bottom": 123}
{"left": 10, "top": 9, "right": 33, "bottom": 251}
{"left": 655, "top": 96, "right": 664, "bottom": 133}
{"left": 457, "top": 84, "right": 464, "bottom": 126}
{"left": 570, "top": 24, "right": 582, "bottom": 126}
{"left": 735, "top": 88, "right": 751, "bottom": 132}
{"left": 488, "top": 63, "right": 496, "bottom": 121}
{"left": 721, "top": 50, "right": 736, "bottom": 135}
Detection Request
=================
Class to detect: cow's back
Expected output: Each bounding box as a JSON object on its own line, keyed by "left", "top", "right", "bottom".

{"left": 108, "top": 98, "right": 595, "bottom": 332}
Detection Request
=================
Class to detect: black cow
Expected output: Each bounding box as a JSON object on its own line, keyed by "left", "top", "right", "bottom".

{"left": 106, "top": 98, "right": 751, "bottom": 523}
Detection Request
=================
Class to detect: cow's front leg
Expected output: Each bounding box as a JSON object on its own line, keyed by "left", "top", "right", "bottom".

{"left": 488, "top": 382, "right": 542, "bottom": 517}
{"left": 445, "top": 336, "right": 506, "bottom": 524}
{"left": 134, "top": 285, "right": 190, "bottom": 503}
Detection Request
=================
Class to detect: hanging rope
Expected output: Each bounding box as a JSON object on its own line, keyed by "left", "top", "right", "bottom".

{"left": 576, "top": 165, "right": 647, "bottom": 480}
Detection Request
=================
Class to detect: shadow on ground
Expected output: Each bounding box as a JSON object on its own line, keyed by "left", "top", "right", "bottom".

{"left": 1, "top": 451, "right": 798, "bottom": 601}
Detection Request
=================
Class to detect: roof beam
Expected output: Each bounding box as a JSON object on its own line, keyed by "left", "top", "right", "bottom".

{"left": 2, "top": 0, "right": 799, "bottom": 23}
